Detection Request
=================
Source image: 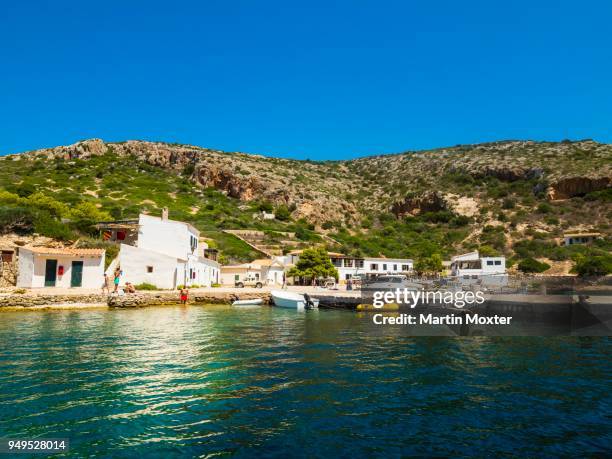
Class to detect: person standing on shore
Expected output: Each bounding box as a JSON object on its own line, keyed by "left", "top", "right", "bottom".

{"left": 102, "top": 273, "right": 111, "bottom": 294}
{"left": 282, "top": 272, "right": 286, "bottom": 289}
{"left": 113, "top": 268, "right": 121, "bottom": 293}
{"left": 180, "top": 288, "right": 189, "bottom": 305}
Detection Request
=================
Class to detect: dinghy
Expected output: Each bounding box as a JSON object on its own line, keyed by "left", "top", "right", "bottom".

{"left": 271, "top": 290, "right": 319, "bottom": 310}
{"left": 232, "top": 298, "right": 264, "bottom": 306}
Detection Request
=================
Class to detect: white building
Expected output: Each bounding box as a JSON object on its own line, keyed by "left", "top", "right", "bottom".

{"left": 283, "top": 250, "right": 413, "bottom": 283}
{"left": 450, "top": 251, "right": 507, "bottom": 285}
{"left": 17, "top": 247, "right": 105, "bottom": 289}
{"left": 563, "top": 232, "right": 602, "bottom": 246}
{"left": 99, "top": 209, "right": 220, "bottom": 289}
{"left": 220, "top": 258, "right": 285, "bottom": 286}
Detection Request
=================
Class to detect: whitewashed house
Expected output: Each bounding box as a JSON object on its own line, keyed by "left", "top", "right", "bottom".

{"left": 283, "top": 250, "right": 413, "bottom": 283}
{"left": 99, "top": 209, "right": 220, "bottom": 289}
{"left": 220, "top": 258, "right": 285, "bottom": 286}
{"left": 17, "top": 247, "right": 105, "bottom": 288}
{"left": 450, "top": 251, "right": 507, "bottom": 285}
{"left": 562, "top": 232, "right": 602, "bottom": 246}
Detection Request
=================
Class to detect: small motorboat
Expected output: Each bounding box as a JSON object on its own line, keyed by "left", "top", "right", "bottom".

{"left": 271, "top": 290, "right": 319, "bottom": 310}
{"left": 232, "top": 298, "right": 264, "bottom": 306}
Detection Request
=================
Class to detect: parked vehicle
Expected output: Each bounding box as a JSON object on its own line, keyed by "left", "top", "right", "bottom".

{"left": 235, "top": 275, "right": 264, "bottom": 288}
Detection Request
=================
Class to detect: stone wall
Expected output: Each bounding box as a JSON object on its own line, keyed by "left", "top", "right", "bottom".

{"left": 0, "top": 293, "right": 107, "bottom": 308}
{"left": 0, "top": 289, "right": 276, "bottom": 309}
{"left": 108, "top": 291, "right": 272, "bottom": 308}
{"left": 0, "top": 261, "right": 17, "bottom": 288}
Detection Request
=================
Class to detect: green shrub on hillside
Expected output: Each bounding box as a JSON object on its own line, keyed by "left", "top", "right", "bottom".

{"left": 517, "top": 258, "right": 551, "bottom": 273}
{"left": 275, "top": 205, "right": 291, "bottom": 221}
{"left": 572, "top": 252, "right": 612, "bottom": 277}
{"left": 69, "top": 202, "right": 111, "bottom": 234}
{"left": 0, "top": 207, "right": 34, "bottom": 235}
{"left": 478, "top": 245, "right": 500, "bottom": 256}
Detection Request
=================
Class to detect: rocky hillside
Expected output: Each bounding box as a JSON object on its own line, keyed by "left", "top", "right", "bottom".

{"left": 1, "top": 138, "right": 610, "bottom": 269}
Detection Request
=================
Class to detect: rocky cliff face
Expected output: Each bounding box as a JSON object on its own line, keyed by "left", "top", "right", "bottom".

{"left": 547, "top": 177, "right": 611, "bottom": 200}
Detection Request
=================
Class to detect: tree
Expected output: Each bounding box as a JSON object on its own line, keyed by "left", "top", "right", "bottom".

{"left": 27, "top": 192, "right": 69, "bottom": 218}
{"left": 572, "top": 254, "right": 612, "bottom": 277}
{"left": 478, "top": 245, "right": 500, "bottom": 257}
{"left": 414, "top": 253, "right": 443, "bottom": 274}
{"left": 287, "top": 247, "right": 338, "bottom": 283}
{"left": 259, "top": 201, "right": 274, "bottom": 212}
{"left": 275, "top": 205, "right": 291, "bottom": 221}
{"left": 517, "top": 257, "right": 550, "bottom": 273}
{"left": 69, "top": 202, "right": 111, "bottom": 234}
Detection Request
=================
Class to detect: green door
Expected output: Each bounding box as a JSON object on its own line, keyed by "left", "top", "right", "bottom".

{"left": 44, "top": 259, "right": 57, "bottom": 287}
{"left": 71, "top": 261, "right": 83, "bottom": 287}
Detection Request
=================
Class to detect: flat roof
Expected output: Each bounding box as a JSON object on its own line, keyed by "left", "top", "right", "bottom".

{"left": 139, "top": 213, "right": 200, "bottom": 235}
{"left": 563, "top": 232, "right": 602, "bottom": 237}
{"left": 364, "top": 257, "right": 414, "bottom": 262}
{"left": 21, "top": 246, "right": 105, "bottom": 256}
{"left": 289, "top": 250, "right": 345, "bottom": 256}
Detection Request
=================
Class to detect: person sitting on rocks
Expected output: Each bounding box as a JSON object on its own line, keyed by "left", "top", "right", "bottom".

{"left": 125, "top": 282, "right": 136, "bottom": 294}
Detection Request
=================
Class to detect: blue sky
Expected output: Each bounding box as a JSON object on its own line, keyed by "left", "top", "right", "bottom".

{"left": 1, "top": 0, "right": 611, "bottom": 159}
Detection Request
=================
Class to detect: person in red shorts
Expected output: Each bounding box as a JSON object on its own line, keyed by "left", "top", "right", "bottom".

{"left": 180, "top": 288, "right": 189, "bottom": 305}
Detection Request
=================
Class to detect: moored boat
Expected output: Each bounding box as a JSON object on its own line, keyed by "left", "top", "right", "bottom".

{"left": 271, "top": 290, "right": 319, "bottom": 310}
{"left": 232, "top": 298, "right": 264, "bottom": 306}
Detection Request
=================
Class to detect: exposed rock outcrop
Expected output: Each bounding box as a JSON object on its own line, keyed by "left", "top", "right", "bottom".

{"left": 391, "top": 191, "right": 447, "bottom": 217}
{"left": 195, "top": 164, "right": 265, "bottom": 201}
{"left": 547, "top": 177, "right": 611, "bottom": 200}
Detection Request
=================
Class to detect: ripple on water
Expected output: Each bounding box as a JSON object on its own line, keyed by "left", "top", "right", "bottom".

{"left": 0, "top": 307, "right": 610, "bottom": 457}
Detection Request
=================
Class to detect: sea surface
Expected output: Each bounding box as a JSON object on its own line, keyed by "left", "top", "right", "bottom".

{"left": 0, "top": 306, "right": 610, "bottom": 458}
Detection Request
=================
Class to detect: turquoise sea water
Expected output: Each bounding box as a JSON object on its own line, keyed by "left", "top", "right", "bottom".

{"left": 0, "top": 306, "right": 610, "bottom": 457}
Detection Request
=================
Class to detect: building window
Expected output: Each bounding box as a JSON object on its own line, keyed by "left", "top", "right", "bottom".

{"left": 382, "top": 264, "right": 387, "bottom": 271}
{"left": 1, "top": 251, "right": 13, "bottom": 263}
{"left": 356, "top": 259, "right": 364, "bottom": 268}
{"left": 371, "top": 263, "right": 378, "bottom": 271}
{"left": 393, "top": 264, "right": 397, "bottom": 271}
{"left": 345, "top": 274, "right": 352, "bottom": 280}
{"left": 401, "top": 264, "right": 410, "bottom": 271}
{"left": 344, "top": 258, "right": 354, "bottom": 268}
{"left": 331, "top": 258, "right": 342, "bottom": 267}
{"left": 487, "top": 260, "right": 494, "bottom": 266}
{"left": 147, "top": 266, "right": 154, "bottom": 273}
{"left": 494, "top": 260, "right": 501, "bottom": 265}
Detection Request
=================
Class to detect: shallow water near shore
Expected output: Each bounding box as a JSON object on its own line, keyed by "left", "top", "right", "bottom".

{"left": 0, "top": 306, "right": 610, "bottom": 457}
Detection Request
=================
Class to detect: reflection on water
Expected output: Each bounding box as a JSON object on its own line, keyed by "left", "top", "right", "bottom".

{"left": 0, "top": 306, "right": 610, "bottom": 457}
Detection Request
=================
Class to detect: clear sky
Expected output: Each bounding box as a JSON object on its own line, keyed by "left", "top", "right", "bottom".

{"left": 1, "top": 0, "right": 611, "bottom": 159}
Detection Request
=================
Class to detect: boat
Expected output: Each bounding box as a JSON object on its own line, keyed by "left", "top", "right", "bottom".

{"left": 271, "top": 290, "right": 319, "bottom": 310}
{"left": 232, "top": 298, "right": 264, "bottom": 306}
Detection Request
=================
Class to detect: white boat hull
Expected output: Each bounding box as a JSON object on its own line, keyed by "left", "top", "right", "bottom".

{"left": 271, "top": 290, "right": 319, "bottom": 310}
{"left": 232, "top": 298, "right": 264, "bottom": 306}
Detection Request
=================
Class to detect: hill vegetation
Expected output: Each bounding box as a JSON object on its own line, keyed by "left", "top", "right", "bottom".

{"left": 0, "top": 138, "right": 610, "bottom": 273}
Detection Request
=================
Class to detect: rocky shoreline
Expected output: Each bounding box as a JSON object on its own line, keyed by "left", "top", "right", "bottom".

{"left": 0, "top": 290, "right": 273, "bottom": 309}
{"left": 108, "top": 291, "right": 272, "bottom": 308}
